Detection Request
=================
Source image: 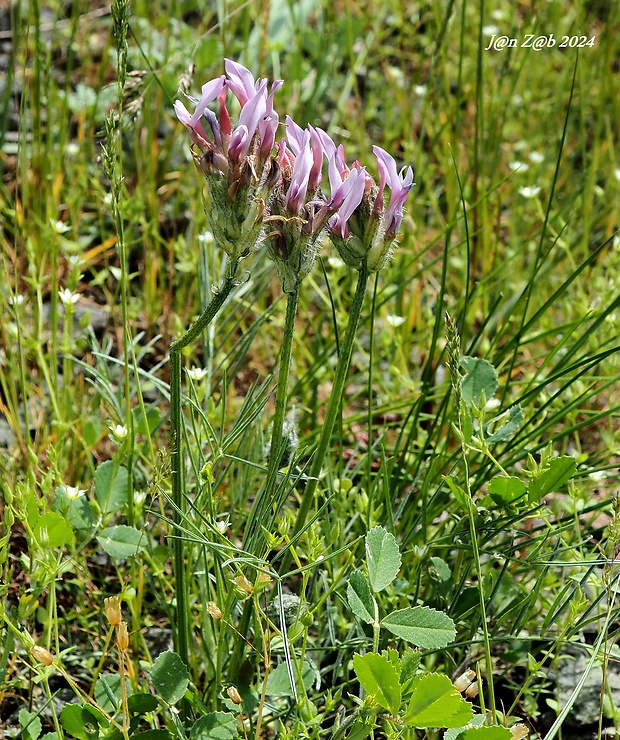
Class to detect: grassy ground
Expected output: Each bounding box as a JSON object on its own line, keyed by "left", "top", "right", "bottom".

{"left": 1, "top": 0, "right": 619, "bottom": 738}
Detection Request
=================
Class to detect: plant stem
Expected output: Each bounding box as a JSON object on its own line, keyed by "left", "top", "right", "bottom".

{"left": 169, "top": 257, "right": 239, "bottom": 668}
{"left": 282, "top": 265, "right": 369, "bottom": 571}
{"left": 244, "top": 285, "right": 300, "bottom": 554}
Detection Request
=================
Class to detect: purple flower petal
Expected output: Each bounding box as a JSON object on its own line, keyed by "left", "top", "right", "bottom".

{"left": 224, "top": 59, "right": 256, "bottom": 105}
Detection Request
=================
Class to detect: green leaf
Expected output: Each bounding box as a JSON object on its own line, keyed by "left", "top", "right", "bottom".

{"left": 460, "top": 357, "right": 498, "bottom": 407}
{"left": 444, "top": 713, "right": 486, "bottom": 740}
{"left": 347, "top": 570, "right": 376, "bottom": 624}
{"left": 190, "top": 712, "right": 238, "bottom": 740}
{"left": 528, "top": 456, "right": 576, "bottom": 502}
{"left": 19, "top": 709, "right": 42, "bottom": 740}
{"left": 484, "top": 476, "right": 527, "bottom": 507}
{"left": 151, "top": 651, "right": 189, "bottom": 705}
{"left": 130, "top": 732, "right": 171, "bottom": 740}
{"left": 400, "top": 649, "right": 421, "bottom": 696}
{"left": 443, "top": 475, "right": 468, "bottom": 509}
{"left": 265, "top": 658, "right": 315, "bottom": 697}
{"left": 60, "top": 705, "right": 89, "bottom": 740}
{"left": 403, "top": 673, "right": 473, "bottom": 728}
{"left": 484, "top": 405, "right": 523, "bottom": 444}
{"left": 96, "top": 525, "right": 147, "bottom": 559}
{"left": 353, "top": 653, "right": 402, "bottom": 714}
{"left": 95, "top": 460, "right": 129, "bottom": 516}
{"left": 94, "top": 674, "right": 132, "bottom": 713}
{"left": 365, "top": 526, "right": 401, "bottom": 593}
{"left": 461, "top": 727, "right": 512, "bottom": 739}
{"left": 33, "top": 512, "right": 72, "bottom": 549}
{"left": 127, "top": 693, "right": 159, "bottom": 714}
{"left": 382, "top": 606, "right": 456, "bottom": 649}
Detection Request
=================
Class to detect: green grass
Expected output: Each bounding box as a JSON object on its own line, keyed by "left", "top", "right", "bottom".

{"left": 1, "top": 0, "right": 619, "bottom": 738}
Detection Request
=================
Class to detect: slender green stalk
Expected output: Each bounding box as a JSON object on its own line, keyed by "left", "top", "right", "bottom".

{"left": 283, "top": 265, "right": 370, "bottom": 571}
{"left": 244, "top": 285, "right": 300, "bottom": 553}
{"left": 169, "top": 258, "right": 239, "bottom": 667}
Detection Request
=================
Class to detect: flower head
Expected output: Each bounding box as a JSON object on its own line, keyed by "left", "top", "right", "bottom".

{"left": 174, "top": 62, "right": 284, "bottom": 259}
{"left": 316, "top": 132, "right": 415, "bottom": 272}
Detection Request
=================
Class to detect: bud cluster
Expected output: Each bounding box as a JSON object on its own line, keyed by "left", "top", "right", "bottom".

{"left": 175, "top": 60, "right": 415, "bottom": 288}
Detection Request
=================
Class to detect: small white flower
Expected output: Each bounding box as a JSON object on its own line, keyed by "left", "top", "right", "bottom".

{"left": 187, "top": 366, "right": 208, "bottom": 382}
{"left": 63, "top": 485, "right": 86, "bottom": 500}
{"left": 512, "top": 94, "right": 523, "bottom": 107}
{"left": 386, "top": 314, "right": 406, "bottom": 327}
{"left": 518, "top": 186, "right": 541, "bottom": 198}
{"left": 134, "top": 490, "right": 147, "bottom": 506}
{"left": 613, "top": 234, "right": 620, "bottom": 250}
{"left": 9, "top": 294, "right": 25, "bottom": 306}
{"left": 65, "top": 142, "right": 80, "bottom": 156}
{"left": 414, "top": 85, "right": 427, "bottom": 96}
{"left": 110, "top": 424, "right": 129, "bottom": 440}
{"left": 509, "top": 161, "right": 529, "bottom": 172}
{"left": 58, "top": 288, "right": 80, "bottom": 306}
{"left": 485, "top": 398, "right": 501, "bottom": 411}
{"left": 491, "top": 8, "right": 505, "bottom": 19}
{"left": 104, "top": 192, "right": 113, "bottom": 206}
{"left": 68, "top": 255, "right": 82, "bottom": 266}
{"left": 51, "top": 219, "right": 70, "bottom": 234}
{"left": 588, "top": 470, "right": 606, "bottom": 482}
{"left": 482, "top": 25, "right": 499, "bottom": 36}
{"left": 216, "top": 520, "right": 229, "bottom": 534}
{"left": 327, "top": 256, "right": 345, "bottom": 269}
{"left": 197, "top": 231, "right": 214, "bottom": 245}
{"left": 529, "top": 151, "right": 544, "bottom": 164}
{"left": 614, "top": 168, "right": 620, "bottom": 183}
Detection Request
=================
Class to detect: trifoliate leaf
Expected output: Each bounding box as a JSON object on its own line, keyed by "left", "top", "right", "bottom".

{"left": 528, "top": 456, "right": 576, "bottom": 502}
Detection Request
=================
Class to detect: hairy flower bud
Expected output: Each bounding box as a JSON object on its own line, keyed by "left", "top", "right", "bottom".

{"left": 227, "top": 685, "right": 243, "bottom": 705}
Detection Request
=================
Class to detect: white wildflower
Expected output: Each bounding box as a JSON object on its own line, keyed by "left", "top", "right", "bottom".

{"left": 187, "top": 366, "right": 208, "bottom": 382}
{"left": 387, "top": 314, "right": 406, "bottom": 327}
{"left": 518, "top": 186, "right": 541, "bottom": 198}
{"left": 58, "top": 288, "right": 80, "bottom": 306}
{"left": 63, "top": 485, "right": 86, "bottom": 500}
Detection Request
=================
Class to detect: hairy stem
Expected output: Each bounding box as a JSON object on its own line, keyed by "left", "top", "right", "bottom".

{"left": 244, "top": 285, "right": 300, "bottom": 553}
{"left": 170, "top": 258, "right": 239, "bottom": 668}
{"left": 282, "top": 264, "right": 369, "bottom": 571}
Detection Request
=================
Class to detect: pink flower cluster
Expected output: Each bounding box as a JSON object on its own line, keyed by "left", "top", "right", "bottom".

{"left": 175, "top": 60, "right": 415, "bottom": 275}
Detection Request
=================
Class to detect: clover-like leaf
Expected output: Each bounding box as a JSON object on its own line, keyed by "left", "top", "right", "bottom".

{"left": 353, "top": 652, "right": 402, "bottom": 715}
{"left": 151, "top": 651, "right": 189, "bottom": 705}
{"left": 403, "top": 673, "right": 473, "bottom": 728}
{"left": 365, "top": 526, "right": 401, "bottom": 593}
{"left": 382, "top": 606, "right": 456, "bottom": 649}
{"left": 347, "top": 570, "right": 377, "bottom": 624}
{"left": 460, "top": 357, "right": 498, "bottom": 408}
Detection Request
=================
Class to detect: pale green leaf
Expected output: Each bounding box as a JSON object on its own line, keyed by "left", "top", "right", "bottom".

{"left": 347, "top": 570, "right": 376, "bottom": 624}
{"left": 382, "top": 606, "right": 456, "bottom": 649}
{"left": 95, "top": 460, "right": 129, "bottom": 516}
{"left": 191, "top": 712, "right": 238, "bottom": 740}
{"left": 151, "top": 651, "right": 189, "bottom": 705}
{"left": 266, "top": 659, "right": 315, "bottom": 697}
{"left": 96, "top": 525, "right": 147, "bottom": 559}
{"left": 353, "top": 652, "right": 402, "bottom": 714}
{"left": 460, "top": 357, "right": 498, "bottom": 407}
{"left": 484, "top": 405, "right": 523, "bottom": 444}
{"left": 365, "top": 526, "right": 401, "bottom": 593}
